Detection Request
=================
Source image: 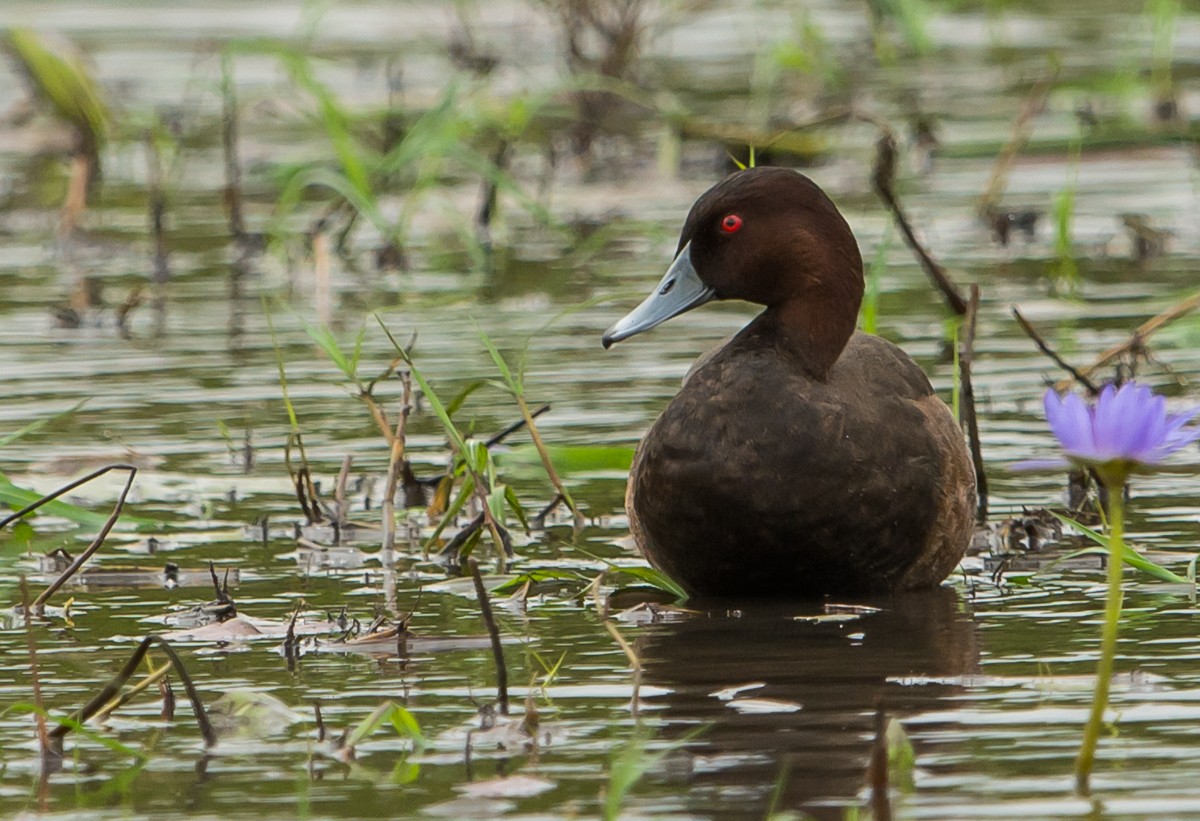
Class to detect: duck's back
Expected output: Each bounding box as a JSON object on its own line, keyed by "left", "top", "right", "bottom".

{"left": 628, "top": 328, "right": 976, "bottom": 597}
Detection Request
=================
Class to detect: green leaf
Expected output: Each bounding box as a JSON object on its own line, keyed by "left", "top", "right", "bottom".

{"left": 1047, "top": 510, "right": 1193, "bottom": 585}
{"left": 612, "top": 565, "right": 689, "bottom": 601}
{"left": 497, "top": 444, "right": 635, "bottom": 475}
{"left": 345, "top": 701, "right": 392, "bottom": 749}
{"left": 0, "top": 400, "right": 88, "bottom": 448}
{"left": 504, "top": 484, "right": 530, "bottom": 533}
{"left": 389, "top": 342, "right": 468, "bottom": 456}
{"left": 445, "top": 380, "right": 487, "bottom": 419}
{"left": 477, "top": 327, "right": 520, "bottom": 395}
{"left": 0, "top": 473, "right": 157, "bottom": 531}
{"left": 389, "top": 760, "right": 421, "bottom": 784}
{"left": 426, "top": 473, "right": 475, "bottom": 550}
{"left": 4, "top": 704, "right": 145, "bottom": 760}
{"left": 7, "top": 30, "right": 109, "bottom": 147}
{"left": 386, "top": 704, "right": 426, "bottom": 749}
{"left": 491, "top": 569, "right": 588, "bottom": 595}
{"left": 574, "top": 547, "right": 688, "bottom": 602}
{"left": 464, "top": 439, "right": 491, "bottom": 474}
{"left": 487, "top": 482, "right": 507, "bottom": 526}
{"left": 282, "top": 52, "right": 372, "bottom": 201}
{"left": 456, "top": 526, "right": 483, "bottom": 560}
{"left": 304, "top": 322, "right": 356, "bottom": 380}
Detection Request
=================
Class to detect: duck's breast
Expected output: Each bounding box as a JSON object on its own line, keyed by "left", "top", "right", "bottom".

{"left": 627, "top": 331, "right": 974, "bottom": 595}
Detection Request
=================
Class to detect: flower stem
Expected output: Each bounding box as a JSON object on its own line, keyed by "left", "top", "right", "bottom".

{"left": 1075, "top": 480, "right": 1126, "bottom": 794}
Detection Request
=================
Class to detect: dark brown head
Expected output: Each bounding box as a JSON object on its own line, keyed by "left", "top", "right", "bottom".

{"left": 602, "top": 167, "right": 864, "bottom": 378}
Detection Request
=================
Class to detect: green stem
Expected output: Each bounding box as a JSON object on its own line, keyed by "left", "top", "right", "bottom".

{"left": 1075, "top": 480, "right": 1126, "bottom": 794}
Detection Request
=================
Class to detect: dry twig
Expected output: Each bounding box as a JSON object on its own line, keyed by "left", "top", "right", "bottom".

{"left": 871, "top": 131, "right": 968, "bottom": 315}
{"left": 1011, "top": 307, "right": 1100, "bottom": 395}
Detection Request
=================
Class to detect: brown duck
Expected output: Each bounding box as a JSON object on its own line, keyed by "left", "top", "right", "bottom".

{"left": 602, "top": 167, "right": 976, "bottom": 598}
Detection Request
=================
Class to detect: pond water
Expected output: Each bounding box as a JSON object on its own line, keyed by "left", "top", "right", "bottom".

{"left": 4, "top": 1, "right": 1200, "bottom": 819}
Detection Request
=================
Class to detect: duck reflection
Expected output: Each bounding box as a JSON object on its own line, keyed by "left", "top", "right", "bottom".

{"left": 636, "top": 586, "right": 978, "bottom": 820}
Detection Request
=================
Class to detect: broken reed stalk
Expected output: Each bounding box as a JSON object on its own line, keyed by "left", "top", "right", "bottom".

{"left": 382, "top": 371, "right": 413, "bottom": 553}
{"left": 976, "top": 72, "right": 1055, "bottom": 219}
{"left": 19, "top": 577, "right": 51, "bottom": 762}
{"left": 313, "top": 230, "right": 332, "bottom": 327}
{"left": 361, "top": 355, "right": 408, "bottom": 441}
{"left": 159, "top": 669, "right": 176, "bottom": 721}
{"left": 1011, "top": 307, "right": 1100, "bottom": 395}
{"left": 58, "top": 153, "right": 91, "bottom": 238}
{"left": 334, "top": 454, "right": 353, "bottom": 525}
{"left": 145, "top": 130, "right": 169, "bottom": 285}
{"left": 603, "top": 620, "right": 642, "bottom": 674}
{"left": 475, "top": 139, "right": 510, "bottom": 247}
{"left": 959, "top": 285, "right": 988, "bottom": 522}
{"left": 468, "top": 558, "right": 508, "bottom": 715}
{"left": 266, "top": 309, "right": 323, "bottom": 524}
{"left": 285, "top": 436, "right": 322, "bottom": 524}
{"left": 867, "top": 705, "right": 893, "bottom": 821}
{"left": 0, "top": 464, "right": 138, "bottom": 615}
{"left": 49, "top": 634, "right": 217, "bottom": 748}
{"left": 1054, "top": 288, "right": 1200, "bottom": 391}
{"left": 871, "top": 131, "right": 968, "bottom": 316}
{"left": 220, "top": 52, "right": 246, "bottom": 247}
{"left": 283, "top": 606, "right": 302, "bottom": 669}
{"left": 603, "top": 620, "right": 642, "bottom": 718}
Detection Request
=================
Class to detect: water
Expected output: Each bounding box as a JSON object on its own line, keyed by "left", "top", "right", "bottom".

{"left": 3, "top": 1, "right": 1200, "bottom": 818}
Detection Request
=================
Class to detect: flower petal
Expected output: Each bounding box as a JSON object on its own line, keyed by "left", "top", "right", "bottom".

{"left": 1158, "top": 406, "right": 1200, "bottom": 459}
{"left": 1011, "top": 456, "right": 1072, "bottom": 472}
{"left": 1044, "top": 390, "right": 1096, "bottom": 458}
{"left": 1094, "top": 382, "right": 1144, "bottom": 461}
{"left": 1124, "top": 391, "right": 1166, "bottom": 462}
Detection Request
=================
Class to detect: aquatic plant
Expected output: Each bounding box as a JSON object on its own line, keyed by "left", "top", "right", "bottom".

{"left": 859, "top": 229, "right": 891, "bottom": 336}
{"left": 477, "top": 327, "right": 580, "bottom": 519}
{"left": 869, "top": 0, "right": 934, "bottom": 64}
{"left": 1036, "top": 381, "right": 1200, "bottom": 792}
{"left": 258, "top": 43, "right": 553, "bottom": 271}
{"left": 534, "top": 0, "right": 649, "bottom": 161}
{"left": 1051, "top": 138, "right": 1081, "bottom": 287}
{"left": 5, "top": 29, "right": 109, "bottom": 233}
{"left": 1148, "top": 0, "right": 1180, "bottom": 112}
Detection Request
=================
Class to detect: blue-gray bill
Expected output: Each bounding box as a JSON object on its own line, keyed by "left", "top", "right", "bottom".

{"left": 602, "top": 243, "right": 717, "bottom": 348}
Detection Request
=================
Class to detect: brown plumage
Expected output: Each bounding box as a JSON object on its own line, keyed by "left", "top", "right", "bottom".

{"left": 603, "top": 166, "right": 975, "bottom": 598}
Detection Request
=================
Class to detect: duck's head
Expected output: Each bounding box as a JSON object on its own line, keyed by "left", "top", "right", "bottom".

{"left": 602, "top": 166, "right": 864, "bottom": 378}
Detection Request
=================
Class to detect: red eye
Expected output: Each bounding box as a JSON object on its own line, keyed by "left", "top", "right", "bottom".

{"left": 720, "top": 214, "right": 743, "bottom": 234}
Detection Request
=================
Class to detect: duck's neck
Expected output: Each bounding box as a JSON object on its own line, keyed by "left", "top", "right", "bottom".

{"left": 757, "top": 297, "right": 859, "bottom": 381}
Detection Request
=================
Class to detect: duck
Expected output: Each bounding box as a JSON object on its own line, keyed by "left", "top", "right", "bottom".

{"left": 602, "top": 166, "right": 976, "bottom": 598}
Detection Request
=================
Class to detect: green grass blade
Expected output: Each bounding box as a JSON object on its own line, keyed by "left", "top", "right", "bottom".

{"left": 7, "top": 29, "right": 108, "bottom": 147}
{"left": 476, "top": 327, "right": 519, "bottom": 395}
{"left": 303, "top": 322, "right": 357, "bottom": 380}
{"left": 1047, "top": 509, "right": 1192, "bottom": 585}
{"left": 0, "top": 400, "right": 88, "bottom": 448}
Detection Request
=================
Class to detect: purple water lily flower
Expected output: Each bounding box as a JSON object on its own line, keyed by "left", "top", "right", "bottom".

{"left": 1042, "top": 382, "right": 1200, "bottom": 477}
